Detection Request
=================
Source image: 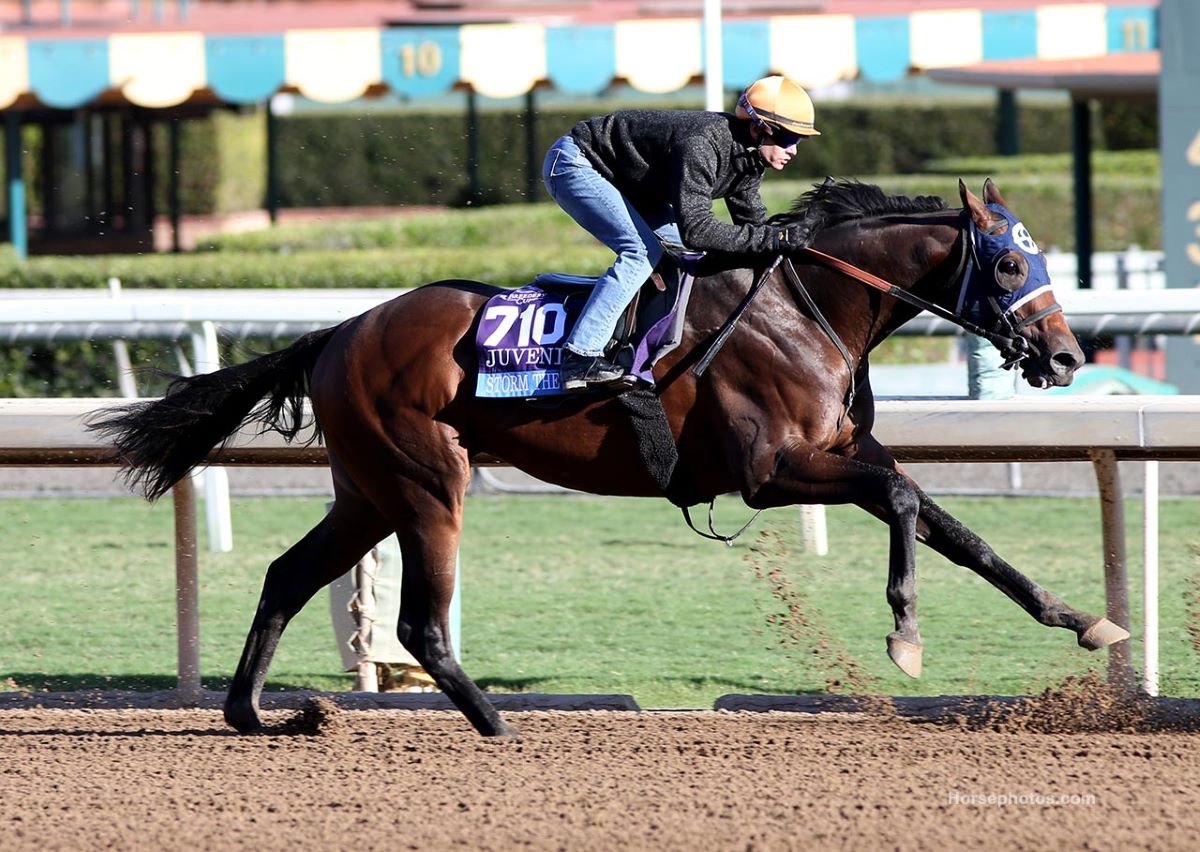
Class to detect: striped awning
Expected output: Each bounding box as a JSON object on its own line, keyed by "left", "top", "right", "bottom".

{"left": 0, "top": 3, "right": 1158, "bottom": 109}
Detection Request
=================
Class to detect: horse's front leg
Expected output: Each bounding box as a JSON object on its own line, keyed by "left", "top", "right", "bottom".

{"left": 853, "top": 435, "right": 1130, "bottom": 652}
{"left": 744, "top": 444, "right": 925, "bottom": 678}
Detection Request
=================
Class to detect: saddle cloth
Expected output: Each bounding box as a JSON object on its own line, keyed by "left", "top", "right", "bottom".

{"left": 475, "top": 253, "right": 699, "bottom": 399}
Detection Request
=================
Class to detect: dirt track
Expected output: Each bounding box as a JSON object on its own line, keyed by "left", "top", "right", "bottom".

{"left": 2, "top": 703, "right": 1199, "bottom": 851}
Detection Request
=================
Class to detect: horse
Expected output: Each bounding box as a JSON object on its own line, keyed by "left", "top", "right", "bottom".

{"left": 88, "top": 178, "right": 1129, "bottom": 738}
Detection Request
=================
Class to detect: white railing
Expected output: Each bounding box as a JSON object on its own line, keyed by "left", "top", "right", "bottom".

{"left": 2, "top": 260, "right": 1198, "bottom": 551}
{"left": 2, "top": 396, "right": 1196, "bottom": 700}
{"left": 1046, "top": 246, "right": 1164, "bottom": 291}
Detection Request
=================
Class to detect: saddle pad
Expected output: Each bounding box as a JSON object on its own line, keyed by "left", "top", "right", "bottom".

{"left": 475, "top": 285, "right": 583, "bottom": 398}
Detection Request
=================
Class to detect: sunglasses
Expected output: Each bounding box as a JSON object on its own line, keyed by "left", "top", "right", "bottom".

{"left": 767, "top": 127, "right": 806, "bottom": 148}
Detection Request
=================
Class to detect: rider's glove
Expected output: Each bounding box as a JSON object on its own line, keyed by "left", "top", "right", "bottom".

{"left": 776, "top": 222, "right": 813, "bottom": 252}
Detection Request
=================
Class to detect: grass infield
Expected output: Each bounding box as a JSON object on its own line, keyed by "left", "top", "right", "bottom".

{"left": 2, "top": 493, "right": 1197, "bottom": 707}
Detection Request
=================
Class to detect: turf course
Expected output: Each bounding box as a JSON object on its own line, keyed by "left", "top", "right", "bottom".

{"left": 2, "top": 493, "right": 1197, "bottom": 706}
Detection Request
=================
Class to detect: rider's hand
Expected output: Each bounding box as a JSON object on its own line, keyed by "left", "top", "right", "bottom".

{"left": 778, "top": 222, "right": 813, "bottom": 251}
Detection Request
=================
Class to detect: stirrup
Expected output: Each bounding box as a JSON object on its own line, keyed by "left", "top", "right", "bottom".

{"left": 561, "top": 352, "right": 626, "bottom": 391}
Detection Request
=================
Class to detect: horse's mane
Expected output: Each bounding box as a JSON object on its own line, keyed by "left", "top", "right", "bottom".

{"left": 769, "top": 178, "right": 948, "bottom": 236}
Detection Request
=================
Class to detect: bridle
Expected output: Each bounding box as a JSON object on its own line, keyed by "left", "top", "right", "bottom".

{"left": 797, "top": 215, "right": 1060, "bottom": 369}
{"left": 691, "top": 213, "right": 1057, "bottom": 386}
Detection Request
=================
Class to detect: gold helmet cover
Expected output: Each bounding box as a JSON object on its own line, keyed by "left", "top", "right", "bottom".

{"left": 736, "top": 75, "right": 820, "bottom": 137}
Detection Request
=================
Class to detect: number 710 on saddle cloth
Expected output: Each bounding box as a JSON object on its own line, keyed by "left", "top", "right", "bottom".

{"left": 475, "top": 286, "right": 580, "bottom": 399}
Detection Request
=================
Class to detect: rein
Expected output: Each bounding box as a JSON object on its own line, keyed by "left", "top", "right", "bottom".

{"left": 781, "top": 257, "right": 859, "bottom": 430}
{"left": 798, "top": 242, "right": 1000, "bottom": 350}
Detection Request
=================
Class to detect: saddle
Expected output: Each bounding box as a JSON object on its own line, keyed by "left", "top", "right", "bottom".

{"left": 475, "top": 243, "right": 703, "bottom": 399}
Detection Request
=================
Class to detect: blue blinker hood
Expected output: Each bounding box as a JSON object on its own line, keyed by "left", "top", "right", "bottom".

{"left": 955, "top": 203, "right": 1053, "bottom": 326}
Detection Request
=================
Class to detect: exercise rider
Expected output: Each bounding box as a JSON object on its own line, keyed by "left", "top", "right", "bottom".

{"left": 542, "top": 75, "right": 822, "bottom": 391}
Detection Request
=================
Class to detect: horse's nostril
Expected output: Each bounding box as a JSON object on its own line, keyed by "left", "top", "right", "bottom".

{"left": 1053, "top": 350, "right": 1083, "bottom": 373}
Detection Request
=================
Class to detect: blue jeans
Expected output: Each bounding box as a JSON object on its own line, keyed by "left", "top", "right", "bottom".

{"left": 966, "top": 334, "right": 1017, "bottom": 399}
{"left": 542, "top": 134, "right": 681, "bottom": 356}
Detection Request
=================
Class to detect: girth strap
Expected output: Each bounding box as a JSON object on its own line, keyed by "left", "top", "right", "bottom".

{"left": 614, "top": 385, "right": 692, "bottom": 508}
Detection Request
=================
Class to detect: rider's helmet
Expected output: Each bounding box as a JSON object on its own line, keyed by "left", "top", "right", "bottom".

{"left": 736, "top": 75, "right": 821, "bottom": 141}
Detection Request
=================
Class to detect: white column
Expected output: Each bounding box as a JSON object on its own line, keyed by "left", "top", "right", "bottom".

{"left": 190, "top": 321, "right": 233, "bottom": 552}
{"left": 1089, "top": 449, "right": 1134, "bottom": 689}
{"left": 797, "top": 505, "right": 828, "bottom": 555}
{"left": 1142, "top": 460, "right": 1160, "bottom": 696}
{"left": 703, "top": 0, "right": 724, "bottom": 112}
{"left": 173, "top": 475, "right": 202, "bottom": 704}
{"left": 107, "top": 278, "right": 139, "bottom": 398}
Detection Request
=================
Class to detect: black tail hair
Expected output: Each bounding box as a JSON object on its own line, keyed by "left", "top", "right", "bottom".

{"left": 86, "top": 326, "right": 337, "bottom": 501}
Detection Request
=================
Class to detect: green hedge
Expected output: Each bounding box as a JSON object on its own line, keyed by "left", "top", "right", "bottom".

{"left": 837, "top": 172, "right": 1163, "bottom": 252}
{"left": 0, "top": 175, "right": 1160, "bottom": 293}
{"left": 924, "top": 149, "right": 1160, "bottom": 178}
{"left": 198, "top": 167, "right": 1162, "bottom": 258}
{"left": 148, "top": 109, "right": 265, "bottom": 216}
{"left": 0, "top": 99, "right": 1156, "bottom": 220}
{"left": 0, "top": 244, "right": 610, "bottom": 290}
{"left": 269, "top": 100, "right": 1092, "bottom": 209}
{"left": 2, "top": 155, "right": 1162, "bottom": 294}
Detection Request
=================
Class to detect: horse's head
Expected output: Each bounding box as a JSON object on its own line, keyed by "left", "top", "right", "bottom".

{"left": 955, "top": 179, "right": 1084, "bottom": 388}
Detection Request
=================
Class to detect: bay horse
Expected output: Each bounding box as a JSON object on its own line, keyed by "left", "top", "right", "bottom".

{"left": 89, "top": 178, "right": 1129, "bottom": 737}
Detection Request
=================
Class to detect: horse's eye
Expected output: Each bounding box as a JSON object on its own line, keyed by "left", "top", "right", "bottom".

{"left": 999, "top": 259, "right": 1019, "bottom": 276}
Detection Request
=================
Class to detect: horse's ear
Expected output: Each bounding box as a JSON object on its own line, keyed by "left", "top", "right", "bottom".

{"left": 982, "top": 178, "right": 1008, "bottom": 209}
{"left": 958, "top": 178, "right": 990, "bottom": 228}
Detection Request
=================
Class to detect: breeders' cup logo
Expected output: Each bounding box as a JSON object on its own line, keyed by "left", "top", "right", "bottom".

{"left": 503, "top": 289, "right": 544, "bottom": 305}
{"left": 1012, "top": 222, "right": 1039, "bottom": 255}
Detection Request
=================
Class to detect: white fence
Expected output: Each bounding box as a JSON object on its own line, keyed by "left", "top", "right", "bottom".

{"left": 3, "top": 267, "right": 1200, "bottom": 550}
{"left": 1047, "top": 247, "right": 1164, "bottom": 291}
{"left": 2, "top": 396, "right": 1197, "bottom": 701}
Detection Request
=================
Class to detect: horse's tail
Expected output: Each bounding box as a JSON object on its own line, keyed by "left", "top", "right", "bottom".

{"left": 86, "top": 325, "right": 339, "bottom": 501}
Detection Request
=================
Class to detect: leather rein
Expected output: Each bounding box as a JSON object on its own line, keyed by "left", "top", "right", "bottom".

{"left": 797, "top": 228, "right": 1059, "bottom": 368}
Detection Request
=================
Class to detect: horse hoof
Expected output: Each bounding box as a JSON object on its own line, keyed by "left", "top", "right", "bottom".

{"left": 224, "top": 702, "right": 264, "bottom": 734}
{"left": 1078, "top": 618, "right": 1131, "bottom": 651}
{"left": 887, "top": 634, "right": 923, "bottom": 678}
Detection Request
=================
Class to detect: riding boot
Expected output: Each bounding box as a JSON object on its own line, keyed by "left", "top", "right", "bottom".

{"left": 560, "top": 350, "right": 626, "bottom": 391}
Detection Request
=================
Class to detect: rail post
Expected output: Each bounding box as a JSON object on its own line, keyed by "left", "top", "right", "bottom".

{"left": 173, "top": 475, "right": 202, "bottom": 704}
{"left": 1143, "top": 460, "right": 1160, "bottom": 696}
{"left": 1089, "top": 449, "right": 1134, "bottom": 689}
{"left": 797, "top": 505, "right": 828, "bottom": 555}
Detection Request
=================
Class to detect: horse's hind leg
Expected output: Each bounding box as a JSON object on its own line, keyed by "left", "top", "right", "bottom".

{"left": 386, "top": 482, "right": 514, "bottom": 738}
{"left": 224, "top": 492, "right": 389, "bottom": 733}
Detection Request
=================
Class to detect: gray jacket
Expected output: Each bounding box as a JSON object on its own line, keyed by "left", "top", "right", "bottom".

{"left": 570, "top": 109, "right": 786, "bottom": 254}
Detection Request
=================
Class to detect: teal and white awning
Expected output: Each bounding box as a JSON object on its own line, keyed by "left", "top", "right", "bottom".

{"left": 0, "top": 4, "right": 1157, "bottom": 109}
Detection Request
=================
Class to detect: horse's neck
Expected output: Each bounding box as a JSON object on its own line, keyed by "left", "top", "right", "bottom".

{"left": 684, "top": 219, "right": 962, "bottom": 367}
{"left": 813, "top": 219, "right": 964, "bottom": 345}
